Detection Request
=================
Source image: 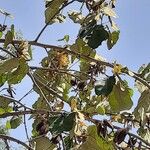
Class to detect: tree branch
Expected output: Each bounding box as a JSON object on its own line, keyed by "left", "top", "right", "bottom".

{"left": 34, "top": 0, "right": 75, "bottom": 42}
{"left": 0, "top": 47, "right": 16, "bottom": 58}
{"left": 0, "top": 134, "right": 33, "bottom": 150}
{"left": 0, "top": 38, "right": 149, "bottom": 89}
{"left": 0, "top": 109, "right": 62, "bottom": 118}
{"left": 86, "top": 117, "right": 150, "bottom": 148}
{"left": 28, "top": 71, "right": 53, "bottom": 110}
{"left": 30, "top": 71, "right": 66, "bottom": 101}
{"left": 30, "top": 66, "right": 92, "bottom": 80}
{"left": 0, "top": 95, "right": 32, "bottom": 110}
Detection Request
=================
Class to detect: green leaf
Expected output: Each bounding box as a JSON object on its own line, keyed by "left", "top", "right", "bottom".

{"left": 87, "top": 25, "right": 109, "bottom": 49}
{"left": 11, "top": 24, "right": 15, "bottom": 37}
{"left": 95, "top": 76, "right": 116, "bottom": 96}
{"left": 4, "top": 30, "right": 13, "bottom": 48}
{"left": 79, "top": 125, "right": 115, "bottom": 150}
{"left": 0, "top": 73, "right": 7, "bottom": 87}
{"left": 0, "top": 96, "right": 11, "bottom": 108}
{"left": 58, "top": 35, "right": 69, "bottom": 42}
{"left": 0, "top": 31, "right": 2, "bottom": 38}
{"left": 8, "top": 58, "right": 29, "bottom": 84}
{"left": 107, "top": 31, "right": 120, "bottom": 50}
{"left": 50, "top": 112, "right": 76, "bottom": 135}
{"left": 35, "top": 137, "right": 55, "bottom": 150}
{"left": 0, "top": 58, "right": 19, "bottom": 74}
{"left": 64, "top": 136, "right": 73, "bottom": 150}
{"left": 137, "top": 127, "right": 150, "bottom": 143}
{"left": 10, "top": 117, "right": 22, "bottom": 129}
{"left": 108, "top": 82, "right": 133, "bottom": 112}
{"left": 32, "top": 96, "right": 50, "bottom": 110}
{"left": 70, "top": 38, "right": 94, "bottom": 63}
{"left": 45, "top": 0, "right": 66, "bottom": 24}
{"left": 96, "top": 105, "right": 105, "bottom": 115}
{"left": 6, "top": 120, "right": 11, "bottom": 129}
{"left": 102, "top": 6, "right": 117, "bottom": 18}
{"left": 134, "top": 90, "right": 150, "bottom": 121}
{"left": 0, "top": 108, "right": 5, "bottom": 115}
{"left": 68, "top": 11, "right": 85, "bottom": 24}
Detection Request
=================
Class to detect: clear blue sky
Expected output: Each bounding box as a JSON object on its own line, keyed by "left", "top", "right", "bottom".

{"left": 0, "top": 0, "right": 150, "bottom": 148}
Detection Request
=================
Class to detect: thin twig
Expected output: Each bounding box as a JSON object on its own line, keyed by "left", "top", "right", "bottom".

{"left": 23, "top": 109, "right": 30, "bottom": 144}
{"left": 0, "top": 47, "right": 16, "bottom": 58}
{"left": 30, "top": 66, "right": 91, "bottom": 80}
{"left": 0, "top": 109, "right": 63, "bottom": 118}
{"left": 19, "top": 88, "right": 33, "bottom": 102}
{"left": 0, "top": 95, "right": 32, "bottom": 110}
{"left": 4, "top": 139, "right": 10, "bottom": 150}
{"left": 60, "top": 134, "right": 66, "bottom": 150}
{"left": 31, "top": 71, "right": 66, "bottom": 101}
{"left": 28, "top": 71, "right": 52, "bottom": 110}
{"left": 34, "top": 0, "right": 75, "bottom": 42}
{"left": 86, "top": 117, "right": 150, "bottom": 148}
{"left": 0, "top": 134, "right": 33, "bottom": 150}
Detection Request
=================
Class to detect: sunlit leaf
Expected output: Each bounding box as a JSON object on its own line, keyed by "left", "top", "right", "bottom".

{"left": 8, "top": 58, "right": 29, "bottom": 84}
{"left": 4, "top": 30, "right": 13, "bottom": 48}
{"left": 107, "top": 31, "right": 120, "bottom": 50}
{"left": 0, "top": 96, "right": 11, "bottom": 108}
{"left": 102, "top": 6, "right": 117, "bottom": 18}
{"left": 5, "top": 120, "right": 11, "bottom": 129}
{"left": 68, "top": 11, "right": 85, "bottom": 24}
{"left": 108, "top": 81, "right": 133, "bottom": 112}
{"left": 0, "top": 32, "right": 2, "bottom": 38}
{"left": 0, "top": 58, "right": 19, "bottom": 74}
{"left": 96, "top": 105, "right": 105, "bottom": 115}
{"left": 10, "top": 117, "right": 22, "bottom": 129}
{"left": 134, "top": 90, "right": 150, "bottom": 121}
{"left": 45, "top": 0, "right": 66, "bottom": 24}
{"left": 0, "top": 108, "right": 5, "bottom": 115}
{"left": 35, "top": 137, "right": 55, "bottom": 150}
{"left": 79, "top": 125, "right": 115, "bottom": 150}
{"left": 58, "top": 35, "right": 69, "bottom": 42}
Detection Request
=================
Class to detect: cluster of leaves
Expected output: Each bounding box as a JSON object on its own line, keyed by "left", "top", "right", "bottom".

{"left": 0, "top": 0, "right": 149, "bottom": 150}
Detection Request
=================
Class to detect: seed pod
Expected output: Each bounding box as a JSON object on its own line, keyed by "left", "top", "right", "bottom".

{"left": 113, "top": 128, "right": 128, "bottom": 144}
{"left": 70, "top": 77, "right": 77, "bottom": 86}
{"left": 36, "top": 121, "right": 48, "bottom": 135}
{"left": 77, "top": 81, "right": 86, "bottom": 90}
{"left": 103, "top": 119, "right": 113, "bottom": 130}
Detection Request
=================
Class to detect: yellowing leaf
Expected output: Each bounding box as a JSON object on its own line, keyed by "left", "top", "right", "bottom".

{"left": 111, "top": 114, "right": 122, "bottom": 122}
{"left": 71, "top": 99, "right": 77, "bottom": 111}
{"left": 113, "top": 64, "right": 123, "bottom": 74}
{"left": 102, "top": 6, "right": 117, "bottom": 18}
{"left": 55, "top": 101, "right": 64, "bottom": 111}
{"left": 18, "top": 41, "right": 31, "bottom": 60}
{"left": 111, "top": 20, "right": 119, "bottom": 31}
{"left": 56, "top": 52, "right": 69, "bottom": 68}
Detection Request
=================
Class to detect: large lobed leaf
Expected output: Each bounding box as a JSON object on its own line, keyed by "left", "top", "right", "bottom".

{"left": 45, "top": 0, "right": 66, "bottom": 24}
{"left": 134, "top": 89, "right": 150, "bottom": 121}
{"left": 108, "top": 81, "right": 133, "bottom": 112}
{"left": 79, "top": 125, "right": 115, "bottom": 150}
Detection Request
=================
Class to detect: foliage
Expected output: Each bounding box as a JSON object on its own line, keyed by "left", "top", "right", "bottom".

{"left": 0, "top": 0, "right": 149, "bottom": 150}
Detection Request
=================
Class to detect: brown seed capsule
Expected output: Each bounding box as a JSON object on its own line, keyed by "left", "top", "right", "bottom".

{"left": 70, "top": 78, "right": 77, "bottom": 86}
{"left": 113, "top": 128, "right": 128, "bottom": 144}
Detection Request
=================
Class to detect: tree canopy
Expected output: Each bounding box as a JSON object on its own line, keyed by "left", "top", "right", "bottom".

{"left": 0, "top": 0, "right": 150, "bottom": 150}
